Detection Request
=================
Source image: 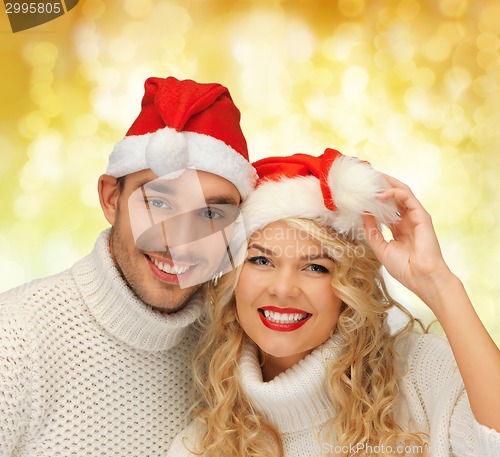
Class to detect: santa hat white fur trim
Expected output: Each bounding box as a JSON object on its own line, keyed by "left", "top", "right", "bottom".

{"left": 145, "top": 127, "right": 189, "bottom": 174}
{"left": 106, "top": 127, "right": 257, "bottom": 198}
{"left": 328, "top": 155, "right": 399, "bottom": 235}
{"left": 242, "top": 156, "right": 399, "bottom": 238}
{"left": 242, "top": 176, "right": 332, "bottom": 234}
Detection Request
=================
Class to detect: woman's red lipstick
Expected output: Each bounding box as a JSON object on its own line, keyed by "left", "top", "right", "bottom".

{"left": 258, "top": 306, "right": 312, "bottom": 332}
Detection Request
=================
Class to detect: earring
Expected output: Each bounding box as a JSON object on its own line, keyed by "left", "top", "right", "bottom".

{"left": 212, "top": 271, "right": 223, "bottom": 287}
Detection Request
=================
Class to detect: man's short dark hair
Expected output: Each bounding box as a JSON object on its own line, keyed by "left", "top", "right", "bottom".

{"left": 116, "top": 176, "right": 126, "bottom": 192}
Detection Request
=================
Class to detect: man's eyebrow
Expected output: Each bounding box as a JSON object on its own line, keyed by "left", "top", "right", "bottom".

{"left": 142, "top": 181, "right": 176, "bottom": 196}
{"left": 138, "top": 179, "right": 239, "bottom": 205}
{"left": 205, "top": 195, "right": 240, "bottom": 206}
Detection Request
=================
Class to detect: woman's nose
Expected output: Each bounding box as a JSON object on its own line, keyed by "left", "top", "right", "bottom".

{"left": 267, "top": 268, "right": 301, "bottom": 299}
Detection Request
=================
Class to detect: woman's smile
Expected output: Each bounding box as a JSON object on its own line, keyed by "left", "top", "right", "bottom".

{"left": 235, "top": 221, "right": 343, "bottom": 374}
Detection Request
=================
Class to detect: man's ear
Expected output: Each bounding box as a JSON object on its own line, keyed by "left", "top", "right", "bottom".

{"left": 98, "top": 174, "right": 121, "bottom": 225}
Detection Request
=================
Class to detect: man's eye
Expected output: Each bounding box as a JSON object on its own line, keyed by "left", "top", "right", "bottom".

{"left": 148, "top": 199, "right": 169, "bottom": 209}
{"left": 198, "top": 208, "right": 223, "bottom": 219}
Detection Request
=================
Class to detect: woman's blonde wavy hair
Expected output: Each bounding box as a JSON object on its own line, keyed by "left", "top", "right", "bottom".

{"left": 190, "top": 217, "right": 428, "bottom": 456}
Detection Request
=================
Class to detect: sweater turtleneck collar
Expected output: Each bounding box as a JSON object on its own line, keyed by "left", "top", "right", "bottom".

{"left": 71, "top": 229, "right": 204, "bottom": 352}
{"left": 238, "top": 335, "right": 343, "bottom": 434}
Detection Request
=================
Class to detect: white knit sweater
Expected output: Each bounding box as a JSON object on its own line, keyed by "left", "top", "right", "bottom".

{"left": 168, "top": 333, "right": 500, "bottom": 457}
{"left": 0, "top": 230, "right": 203, "bottom": 457}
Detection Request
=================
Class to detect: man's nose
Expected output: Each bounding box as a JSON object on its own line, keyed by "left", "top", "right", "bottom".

{"left": 161, "top": 210, "right": 219, "bottom": 247}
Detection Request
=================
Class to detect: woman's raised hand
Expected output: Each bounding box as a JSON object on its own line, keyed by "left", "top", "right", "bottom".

{"left": 363, "top": 175, "right": 500, "bottom": 430}
{"left": 362, "top": 174, "right": 454, "bottom": 310}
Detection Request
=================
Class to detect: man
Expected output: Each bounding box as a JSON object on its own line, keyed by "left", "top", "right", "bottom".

{"left": 0, "top": 76, "right": 256, "bottom": 456}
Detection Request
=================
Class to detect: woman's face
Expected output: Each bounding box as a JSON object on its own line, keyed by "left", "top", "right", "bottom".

{"left": 235, "top": 221, "right": 343, "bottom": 374}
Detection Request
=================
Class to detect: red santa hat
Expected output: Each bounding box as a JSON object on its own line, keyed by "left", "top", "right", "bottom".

{"left": 242, "top": 148, "right": 399, "bottom": 238}
{"left": 106, "top": 76, "right": 257, "bottom": 198}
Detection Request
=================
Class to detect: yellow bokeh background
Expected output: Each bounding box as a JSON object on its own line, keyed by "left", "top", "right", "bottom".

{"left": 1, "top": 0, "right": 499, "bottom": 341}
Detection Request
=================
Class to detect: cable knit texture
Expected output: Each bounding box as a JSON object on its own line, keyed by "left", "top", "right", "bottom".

{"left": 168, "top": 333, "right": 500, "bottom": 457}
{"left": 0, "top": 230, "right": 203, "bottom": 457}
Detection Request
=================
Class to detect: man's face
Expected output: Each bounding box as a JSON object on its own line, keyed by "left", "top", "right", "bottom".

{"left": 109, "top": 168, "right": 241, "bottom": 312}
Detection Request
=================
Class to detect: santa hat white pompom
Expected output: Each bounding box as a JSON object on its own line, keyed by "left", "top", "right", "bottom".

{"left": 328, "top": 155, "right": 400, "bottom": 235}
{"left": 145, "top": 128, "right": 188, "bottom": 177}
{"left": 242, "top": 149, "right": 399, "bottom": 239}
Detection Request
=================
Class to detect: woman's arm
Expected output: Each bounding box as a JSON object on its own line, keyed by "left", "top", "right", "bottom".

{"left": 362, "top": 175, "right": 500, "bottom": 431}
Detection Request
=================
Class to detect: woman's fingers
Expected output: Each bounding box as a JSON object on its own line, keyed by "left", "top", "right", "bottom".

{"left": 377, "top": 187, "right": 430, "bottom": 224}
{"left": 381, "top": 173, "right": 413, "bottom": 191}
{"left": 377, "top": 186, "right": 418, "bottom": 207}
{"left": 362, "top": 214, "right": 388, "bottom": 262}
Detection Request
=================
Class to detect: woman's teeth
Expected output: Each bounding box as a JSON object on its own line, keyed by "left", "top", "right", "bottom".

{"left": 261, "top": 309, "right": 309, "bottom": 324}
{"left": 150, "top": 257, "right": 190, "bottom": 275}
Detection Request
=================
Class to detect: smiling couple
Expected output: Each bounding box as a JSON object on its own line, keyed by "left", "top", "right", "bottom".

{"left": 1, "top": 77, "right": 499, "bottom": 457}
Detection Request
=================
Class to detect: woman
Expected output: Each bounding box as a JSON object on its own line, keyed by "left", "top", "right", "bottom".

{"left": 167, "top": 149, "right": 500, "bottom": 456}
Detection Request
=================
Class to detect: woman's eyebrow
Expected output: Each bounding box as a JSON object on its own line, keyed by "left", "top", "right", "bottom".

{"left": 299, "top": 253, "right": 332, "bottom": 261}
{"left": 248, "top": 243, "right": 332, "bottom": 261}
{"left": 247, "top": 243, "right": 275, "bottom": 256}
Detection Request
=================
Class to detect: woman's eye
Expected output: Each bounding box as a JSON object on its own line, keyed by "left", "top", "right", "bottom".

{"left": 306, "top": 264, "right": 329, "bottom": 274}
{"left": 246, "top": 256, "right": 271, "bottom": 267}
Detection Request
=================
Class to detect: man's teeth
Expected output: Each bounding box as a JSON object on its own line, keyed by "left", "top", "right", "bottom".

{"left": 150, "top": 257, "right": 190, "bottom": 275}
{"left": 262, "top": 309, "right": 309, "bottom": 324}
